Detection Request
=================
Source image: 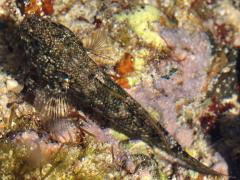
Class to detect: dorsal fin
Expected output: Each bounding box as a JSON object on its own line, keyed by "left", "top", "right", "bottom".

{"left": 82, "top": 30, "right": 116, "bottom": 65}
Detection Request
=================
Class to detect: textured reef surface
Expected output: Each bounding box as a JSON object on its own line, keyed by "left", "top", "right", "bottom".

{"left": 0, "top": 0, "right": 239, "bottom": 179}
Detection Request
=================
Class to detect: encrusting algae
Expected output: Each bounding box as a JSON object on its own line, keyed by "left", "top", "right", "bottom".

{"left": 115, "top": 5, "right": 168, "bottom": 51}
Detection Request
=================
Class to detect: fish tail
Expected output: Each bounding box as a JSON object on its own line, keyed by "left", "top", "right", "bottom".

{"left": 150, "top": 121, "right": 225, "bottom": 176}
{"left": 155, "top": 141, "right": 225, "bottom": 176}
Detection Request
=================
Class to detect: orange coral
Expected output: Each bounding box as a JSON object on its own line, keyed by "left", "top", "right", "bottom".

{"left": 24, "top": 0, "right": 54, "bottom": 16}
{"left": 114, "top": 53, "right": 135, "bottom": 89}
{"left": 115, "top": 53, "right": 134, "bottom": 76}
{"left": 42, "top": 0, "right": 54, "bottom": 15}
{"left": 24, "top": 0, "right": 42, "bottom": 15}
{"left": 115, "top": 77, "right": 131, "bottom": 89}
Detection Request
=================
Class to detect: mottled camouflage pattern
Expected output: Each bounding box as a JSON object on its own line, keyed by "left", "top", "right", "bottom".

{"left": 18, "top": 15, "right": 222, "bottom": 176}
{"left": 208, "top": 58, "right": 239, "bottom": 100}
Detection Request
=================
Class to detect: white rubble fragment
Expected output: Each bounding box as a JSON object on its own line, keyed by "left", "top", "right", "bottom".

{"left": 6, "top": 79, "right": 21, "bottom": 93}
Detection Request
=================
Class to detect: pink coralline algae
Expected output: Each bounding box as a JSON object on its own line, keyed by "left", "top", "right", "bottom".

{"left": 128, "top": 28, "right": 213, "bottom": 147}
{"left": 82, "top": 120, "right": 111, "bottom": 143}
{"left": 12, "top": 131, "right": 61, "bottom": 167}
{"left": 82, "top": 120, "right": 138, "bottom": 173}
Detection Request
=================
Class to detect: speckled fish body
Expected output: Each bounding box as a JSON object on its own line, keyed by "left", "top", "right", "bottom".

{"left": 18, "top": 15, "right": 221, "bottom": 176}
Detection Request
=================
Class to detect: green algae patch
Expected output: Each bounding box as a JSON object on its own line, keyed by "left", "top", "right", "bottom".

{"left": 115, "top": 5, "right": 167, "bottom": 50}
{"left": 108, "top": 129, "right": 129, "bottom": 141}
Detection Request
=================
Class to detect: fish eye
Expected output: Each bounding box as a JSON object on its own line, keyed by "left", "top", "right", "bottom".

{"left": 55, "top": 71, "right": 70, "bottom": 90}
